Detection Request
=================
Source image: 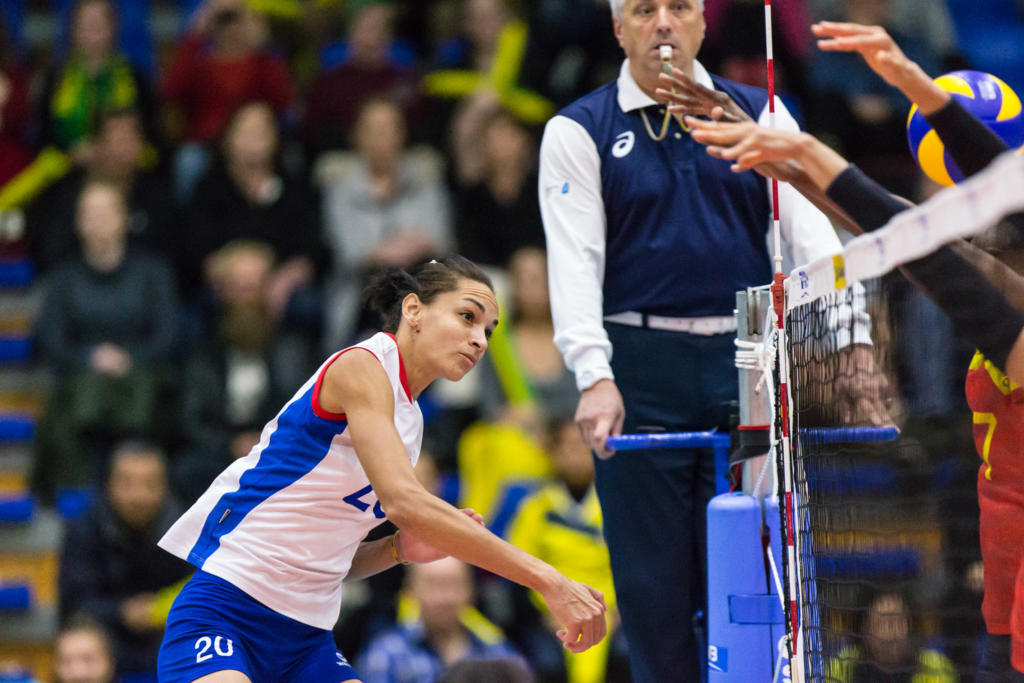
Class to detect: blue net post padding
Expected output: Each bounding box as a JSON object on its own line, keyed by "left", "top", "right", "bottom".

{"left": 606, "top": 431, "right": 732, "bottom": 495}
{"left": 707, "top": 493, "right": 787, "bottom": 681}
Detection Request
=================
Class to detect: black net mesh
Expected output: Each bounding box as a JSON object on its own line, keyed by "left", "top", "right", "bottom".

{"left": 784, "top": 276, "right": 985, "bottom": 681}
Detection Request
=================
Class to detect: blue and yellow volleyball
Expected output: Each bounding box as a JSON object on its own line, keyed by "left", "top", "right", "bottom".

{"left": 907, "top": 70, "right": 1024, "bottom": 186}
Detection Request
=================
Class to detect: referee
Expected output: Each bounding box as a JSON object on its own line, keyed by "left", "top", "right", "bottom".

{"left": 538, "top": 0, "right": 853, "bottom": 679}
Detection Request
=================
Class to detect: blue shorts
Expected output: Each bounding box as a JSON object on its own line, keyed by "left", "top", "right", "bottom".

{"left": 158, "top": 570, "right": 359, "bottom": 683}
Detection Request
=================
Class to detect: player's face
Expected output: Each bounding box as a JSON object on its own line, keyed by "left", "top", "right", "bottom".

{"left": 417, "top": 278, "right": 499, "bottom": 382}
{"left": 614, "top": 0, "right": 705, "bottom": 79}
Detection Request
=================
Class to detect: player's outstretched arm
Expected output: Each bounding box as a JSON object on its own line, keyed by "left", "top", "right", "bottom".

{"left": 686, "top": 117, "right": 848, "bottom": 188}
{"left": 813, "top": 20, "right": 1013, "bottom": 181}
{"left": 688, "top": 115, "right": 1024, "bottom": 384}
{"left": 320, "top": 350, "right": 608, "bottom": 653}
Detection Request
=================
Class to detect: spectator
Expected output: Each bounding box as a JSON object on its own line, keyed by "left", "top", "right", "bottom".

{"left": 480, "top": 247, "right": 575, "bottom": 420}
{"left": 507, "top": 416, "right": 621, "bottom": 683}
{"left": 303, "top": 0, "right": 423, "bottom": 157}
{"left": 451, "top": 97, "right": 545, "bottom": 268}
{"left": 0, "top": 12, "right": 32, "bottom": 258}
{"left": 27, "top": 107, "right": 171, "bottom": 273}
{"left": 456, "top": 247, "right": 574, "bottom": 533}
{"left": 160, "top": 0, "right": 293, "bottom": 202}
{"left": 53, "top": 614, "right": 116, "bottom": 683}
{"left": 424, "top": 0, "right": 554, "bottom": 142}
{"left": 806, "top": 0, "right": 941, "bottom": 198}
{"left": 316, "top": 96, "right": 452, "bottom": 350}
{"left": 0, "top": 13, "right": 31, "bottom": 190}
{"left": 174, "top": 241, "right": 296, "bottom": 503}
{"left": 38, "top": 0, "right": 154, "bottom": 159}
{"left": 32, "top": 180, "right": 178, "bottom": 501}
{"left": 357, "top": 557, "right": 522, "bottom": 683}
{"left": 58, "top": 443, "right": 192, "bottom": 676}
{"left": 825, "top": 588, "right": 957, "bottom": 681}
{"left": 517, "top": 0, "right": 623, "bottom": 107}
{"left": 181, "top": 101, "right": 320, "bottom": 332}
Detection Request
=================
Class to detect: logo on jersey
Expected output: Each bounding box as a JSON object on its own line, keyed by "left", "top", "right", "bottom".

{"left": 612, "top": 131, "right": 635, "bottom": 158}
{"left": 544, "top": 181, "right": 570, "bottom": 197}
{"left": 337, "top": 652, "right": 351, "bottom": 667}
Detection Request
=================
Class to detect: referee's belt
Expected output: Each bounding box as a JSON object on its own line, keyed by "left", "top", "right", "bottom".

{"left": 604, "top": 311, "right": 737, "bottom": 335}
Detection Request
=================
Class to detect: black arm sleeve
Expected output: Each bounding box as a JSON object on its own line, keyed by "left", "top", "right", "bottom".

{"left": 826, "top": 165, "right": 1024, "bottom": 371}
{"left": 923, "top": 97, "right": 1009, "bottom": 179}
{"left": 924, "top": 99, "right": 1024, "bottom": 240}
{"left": 825, "top": 164, "right": 908, "bottom": 232}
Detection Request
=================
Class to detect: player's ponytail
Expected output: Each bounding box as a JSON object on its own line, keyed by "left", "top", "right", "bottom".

{"left": 364, "top": 267, "right": 420, "bottom": 333}
{"left": 364, "top": 255, "right": 493, "bottom": 333}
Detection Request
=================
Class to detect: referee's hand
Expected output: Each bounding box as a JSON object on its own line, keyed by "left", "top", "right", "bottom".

{"left": 576, "top": 379, "right": 625, "bottom": 459}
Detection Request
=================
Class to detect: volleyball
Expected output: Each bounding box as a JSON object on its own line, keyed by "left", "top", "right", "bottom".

{"left": 906, "top": 70, "right": 1024, "bottom": 186}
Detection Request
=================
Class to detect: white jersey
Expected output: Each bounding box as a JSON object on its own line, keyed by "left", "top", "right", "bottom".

{"left": 159, "top": 332, "right": 423, "bottom": 629}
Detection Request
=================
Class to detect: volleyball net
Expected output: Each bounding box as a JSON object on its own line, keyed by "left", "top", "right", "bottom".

{"left": 774, "top": 150, "right": 1024, "bottom": 680}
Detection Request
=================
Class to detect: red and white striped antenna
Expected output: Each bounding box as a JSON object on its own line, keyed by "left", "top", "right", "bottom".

{"left": 764, "top": 0, "right": 805, "bottom": 680}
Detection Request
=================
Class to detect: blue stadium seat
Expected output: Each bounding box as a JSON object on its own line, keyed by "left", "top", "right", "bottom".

{"left": 0, "top": 493, "right": 34, "bottom": 523}
{"left": 0, "top": 260, "right": 34, "bottom": 289}
{"left": 960, "top": 26, "right": 1024, "bottom": 95}
{"left": 56, "top": 487, "right": 95, "bottom": 520}
{"left": 0, "top": 415, "right": 34, "bottom": 443}
{"left": 0, "top": 583, "right": 31, "bottom": 611}
{"left": 946, "top": 0, "right": 1021, "bottom": 28}
{"left": 0, "top": 336, "right": 32, "bottom": 364}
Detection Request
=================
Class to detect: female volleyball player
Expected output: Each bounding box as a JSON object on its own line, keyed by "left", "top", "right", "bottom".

{"left": 667, "top": 22, "right": 1024, "bottom": 680}
{"left": 156, "top": 256, "right": 607, "bottom": 682}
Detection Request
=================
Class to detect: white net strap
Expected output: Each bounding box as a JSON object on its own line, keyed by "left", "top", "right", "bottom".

{"left": 786, "top": 150, "right": 1024, "bottom": 311}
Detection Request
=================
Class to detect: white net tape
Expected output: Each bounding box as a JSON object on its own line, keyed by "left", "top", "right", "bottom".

{"left": 786, "top": 150, "right": 1024, "bottom": 311}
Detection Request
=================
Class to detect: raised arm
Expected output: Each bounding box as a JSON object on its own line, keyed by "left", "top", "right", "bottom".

{"left": 688, "top": 116, "right": 1024, "bottom": 383}
{"left": 319, "top": 350, "right": 607, "bottom": 653}
{"left": 812, "top": 21, "right": 1012, "bottom": 179}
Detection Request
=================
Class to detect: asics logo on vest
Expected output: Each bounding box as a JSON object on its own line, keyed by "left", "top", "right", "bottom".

{"left": 612, "top": 131, "right": 635, "bottom": 158}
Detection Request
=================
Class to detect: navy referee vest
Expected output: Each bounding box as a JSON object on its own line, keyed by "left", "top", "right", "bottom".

{"left": 558, "top": 76, "right": 774, "bottom": 318}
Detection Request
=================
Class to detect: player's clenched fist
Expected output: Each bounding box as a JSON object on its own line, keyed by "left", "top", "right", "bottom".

{"left": 541, "top": 578, "right": 609, "bottom": 653}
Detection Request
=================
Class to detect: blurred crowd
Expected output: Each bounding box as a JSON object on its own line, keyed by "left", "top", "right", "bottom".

{"left": 0, "top": 0, "right": 1019, "bottom": 680}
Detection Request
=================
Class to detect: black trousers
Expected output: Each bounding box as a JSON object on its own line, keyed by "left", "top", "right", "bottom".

{"left": 596, "top": 323, "right": 736, "bottom": 683}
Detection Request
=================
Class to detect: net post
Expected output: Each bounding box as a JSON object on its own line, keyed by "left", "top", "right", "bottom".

{"left": 735, "top": 287, "right": 775, "bottom": 497}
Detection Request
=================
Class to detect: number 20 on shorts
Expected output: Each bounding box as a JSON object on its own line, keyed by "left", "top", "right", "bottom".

{"left": 196, "top": 636, "right": 235, "bottom": 663}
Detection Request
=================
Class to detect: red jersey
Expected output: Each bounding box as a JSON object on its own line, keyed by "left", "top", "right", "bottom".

{"left": 965, "top": 351, "right": 1024, "bottom": 663}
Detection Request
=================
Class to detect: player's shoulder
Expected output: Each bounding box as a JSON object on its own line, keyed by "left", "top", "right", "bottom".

{"left": 708, "top": 74, "right": 771, "bottom": 119}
